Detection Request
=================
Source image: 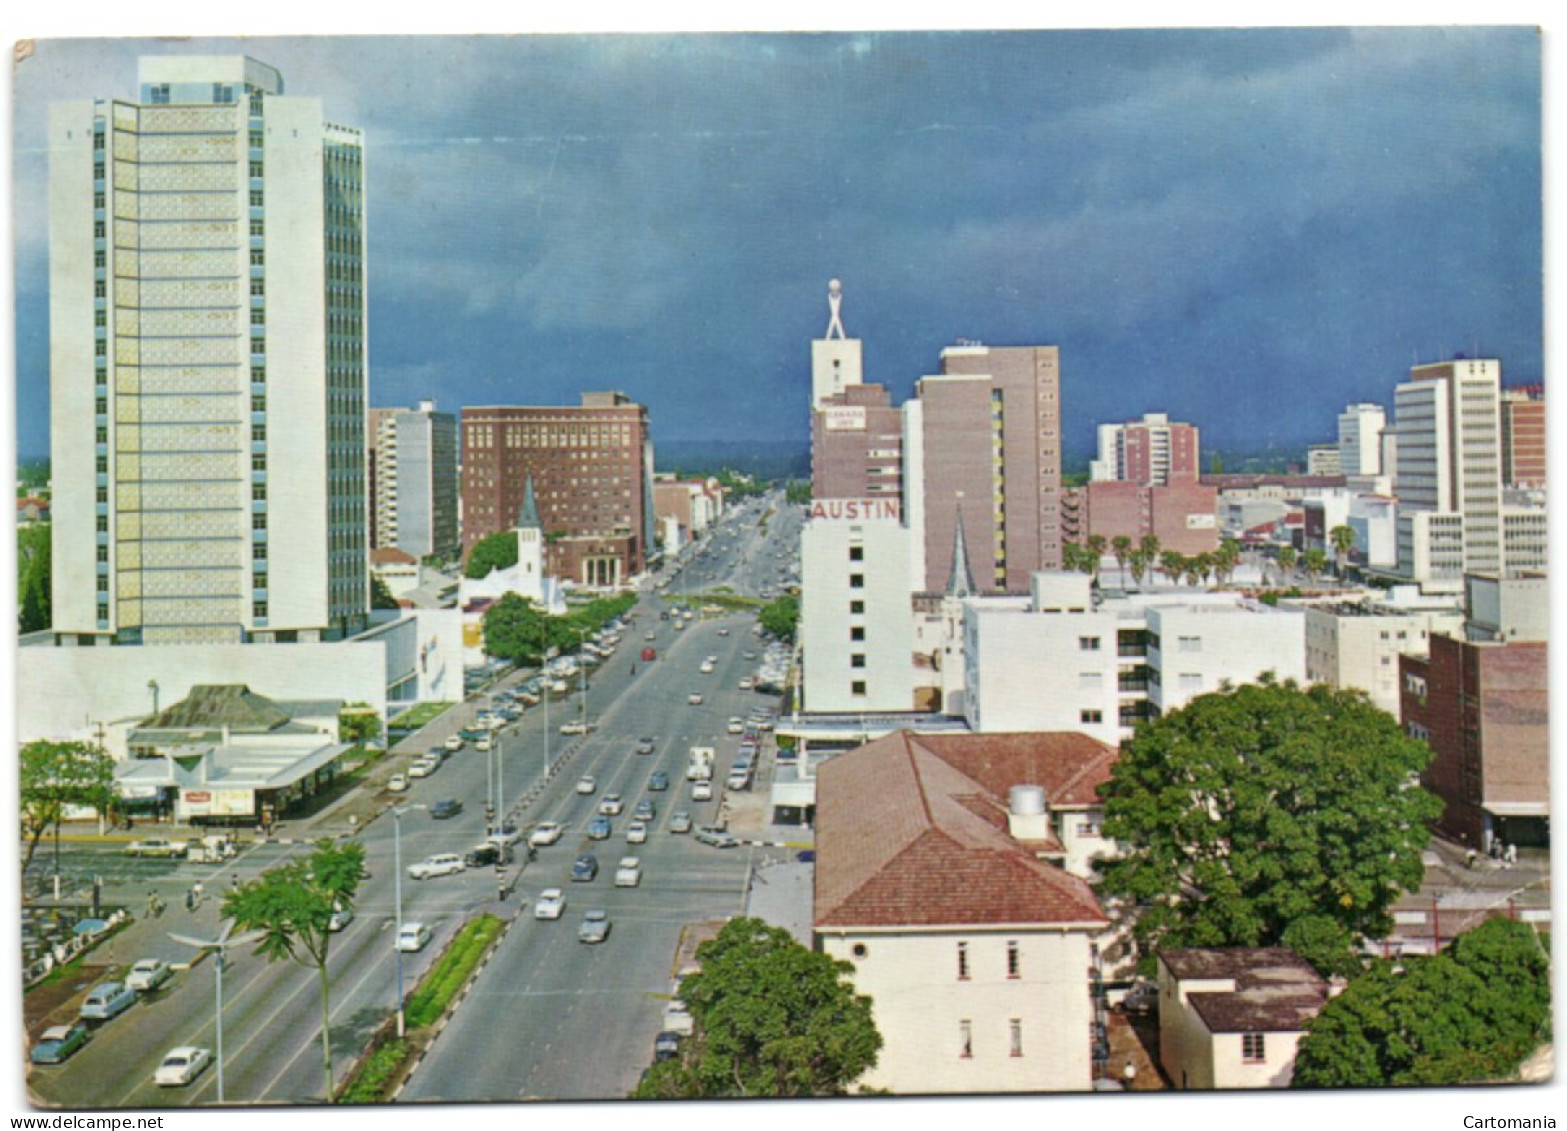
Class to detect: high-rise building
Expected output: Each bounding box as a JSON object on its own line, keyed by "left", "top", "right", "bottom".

{"left": 1090, "top": 412, "right": 1200, "bottom": 485}
{"left": 1499, "top": 385, "right": 1546, "bottom": 488}
{"left": 1389, "top": 358, "right": 1503, "bottom": 588}
{"left": 460, "top": 393, "right": 653, "bottom": 587}
{"left": 49, "top": 55, "right": 368, "bottom": 644}
{"left": 914, "top": 344, "right": 1064, "bottom": 593}
{"left": 369, "top": 400, "right": 459, "bottom": 560}
{"left": 1337, "top": 403, "right": 1387, "bottom": 477}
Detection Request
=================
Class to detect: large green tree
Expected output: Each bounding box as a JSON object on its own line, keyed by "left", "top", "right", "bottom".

{"left": 463, "top": 530, "right": 519, "bottom": 579}
{"left": 19, "top": 739, "right": 117, "bottom": 876}
{"left": 1293, "top": 918, "right": 1550, "bottom": 1087}
{"left": 17, "top": 523, "right": 51, "bottom": 633}
{"left": 224, "top": 839, "right": 367, "bottom": 1100}
{"left": 632, "top": 917, "right": 882, "bottom": 1098}
{"left": 1097, "top": 678, "right": 1440, "bottom": 976}
{"left": 758, "top": 594, "right": 799, "bottom": 642}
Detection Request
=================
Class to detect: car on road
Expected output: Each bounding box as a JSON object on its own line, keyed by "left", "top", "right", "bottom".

{"left": 444, "top": 735, "right": 465, "bottom": 752}
{"left": 694, "top": 827, "right": 740, "bottom": 849}
{"left": 529, "top": 821, "right": 565, "bottom": 847}
{"left": 124, "top": 838, "right": 187, "bottom": 859}
{"left": 633, "top": 799, "right": 656, "bottom": 822}
{"left": 626, "top": 821, "right": 648, "bottom": 844}
{"left": 688, "top": 692, "right": 704, "bottom": 706}
{"left": 458, "top": 727, "right": 486, "bottom": 741}
{"left": 535, "top": 889, "right": 566, "bottom": 919}
{"left": 407, "top": 757, "right": 438, "bottom": 779}
{"left": 487, "top": 824, "right": 523, "bottom": 847}
{"left": 727, "top": 717, "right": 745, "bottom": 734}
{"left": 653, "top": 1031, "right": 682, "bottom": 1062}
{"left": 635, "top": 736, "right": 656, "bottom": 755}
{"left": 408, "top": 853, "right": 465, "bottom": 880}
{"left": 465, "top": 843, "right": 511, "bottom": 868}
{"left": 30, "top": 1023, "right": 89, "bottom": 1065}
{"left": 126, "top": 959, "right": 172, "bottom": 993}
{"left": 738, "top": 677, "right": 755, "bottom": 691}
{"left": 396, "top": 922, "right": 432, "bottom": 952}
{"left": 153, "top": 1046, "right": 212, "bottom": 1087}
{"left": 699, "top": 660, "right": 715, "bottom": 674}
{"left": 560, "top": 720, "right": 596, "bottom": 735}
{"left": 647, "top": 770, "right": 669, "bottom": 791}
{"left": 669, "top": 811, "right": 693, "bottom": 834}
{"left": 475, "top": 735, "right": 495, "bottom": 752}
{"left": 690, "top": 781, "right": 713, "bottom": 802}
{"left": 571, "top": 854, "right": 599, "bottom": 882}
{"left": 644, "top": 630, "right": 656, "bottom": 641}
{"left": 328, "top": 902, "right": 355, "bottom": 932}
{"left": 587, "top": 816, "right": 612, "bottom": 840}
{"left": 717, "top": 627, "right": 730, "bottom": 636}
{"left": 79, "top": 981, "right": 137, "bottom": 1022}
{"left": 614, "top": 857, "right": 642, "bottom": 887}
{"left": 577, "top": 910, "right": 612, "bottom": 944}
{"left": 576, "top": 774, "right": 597, "bottom": 795}
{"left": 598, "top": 794, "right": 624, "bottom": 816}
{"left": 430, "top": 798, "right": 464, "bottom": 819}
{"left": 387, "top": 773, "right": 409, "bottom": 793}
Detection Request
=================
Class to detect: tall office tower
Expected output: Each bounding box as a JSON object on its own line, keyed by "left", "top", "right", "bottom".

{"left": 49, "top": 55, "right": 368, "bottom": 644}
{"left": 1337, "top": 403, "right": 1387, "bottom": 477}
{"left": 1089, "top": 412, "right": 1200, "bottom": 485}
{"left": 1390, "top": 358, "right": 1503, "bottom": 588}
{"left": 915, "top": 344, "right": 1063, "bottom": 593}
{"left": 370, "top": 400, "right": 459, "bottom": 559}
{"left": 1500, "top": 386, "right": 1546, "bottom": 488}
{"left": 811, "top": 278, "right": 863, "bottom": 408}
{"left": 461, "top": 393, "right": 653, "bottom": 587}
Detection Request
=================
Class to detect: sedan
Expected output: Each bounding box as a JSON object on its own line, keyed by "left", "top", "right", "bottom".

{"left": 125, "top": 959, "right": 172, "bottom": 993}
{"left": 694, "top": 827, "right": 740, "bottom": 849}
{"left": 635, "top": 736, "right": 656, "bottom": 755}
{"left": 687, "top": 692, "right": 704, "bottom": 706}
{"left": 30, "top": 1023, "right": 89, "bottom": 1065}
{"left": 647, "top": 770, "right": 669, "bottom": 792}
{"left": 396, "top": 922, "right": 432, "bottom": 952}
{"left": 387, "top": 773, "right": 409, "bottom": 793}
{"left": 587, "top": 816, "right": 612, "bottom": 841}
{"left": 576, "top": 775, "right": 598, "bottom": 795}
{"left": 570, "top": 854, "right": 599, "bottom": 882}
{"left": 534, "top": 889, "right": 566, "bottom": 920}
{"left": 529, "top": 821, "right": 565, "bottom": 847}
{"left": 79, "top": 981, "right": 137, "bottom": 1022}
{"left": 690, "top": 781, "right": 713, "bottom": 802}
{"left": 560, "top": 721, "right": 595, "bottom": 735}
{"left": 669, "top": 811, "right": 693, "bottom": 834}
{"left": 430, "top": 799, "right": 463, "bottom": 819}
{"left": 153, "top": 1046, "right": 212, "bottom": 1087}
{"left": 626, "top": 821, "right": 648, "bottom": 845}
{"left": 598, "top": 794, "right": 624, "bottom": 816}
{"left": 443, "top": 735, "right": 465, "bottom": 751}
{"left": 577, "top": 910, "right": 612, "bottom": 944}
{"left": 633, "top": 799, "right": 656, "bottom": 823}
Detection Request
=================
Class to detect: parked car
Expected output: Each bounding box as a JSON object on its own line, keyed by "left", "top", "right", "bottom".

{"left": 577, "top": 910, "right": 612, "bottom": 944}
{"left": 387, "top": 773, "right": 409, "bottom": 793}
{"left": 79, "top": 981, "right": 137, "bottom": 1022}
{"left": 430, "top": 798, "right": 463, "bottom": 819}
{"left": 153, "top": 1046, "right": 212, "bottom": 1087}
{"left": 669, "top": 811, "right": 693, "bottom": 834}
{"left": 571, "top": 854, "right": 599, "bottom": 882}
{"left": 408, "top": 853, "right": 465, "bottom": 880}
{"left": 694, "top": 827, "right": 740, "bottom": 849}
{"left": 662, "top": 1002, "right": 695, "bottom": 1036}
{"left": 529, "top": 821, "right": 565, "bottom": 847}
{"left": 534, "top": 889, "right": 566, "bottom": 920}
{"left": 126, "top": 959, "right": 172, "bottom": 993}
{"left": 395, "top": 922, "right": 432, "bottom": 952}
{"left": 653, "top": 1031, "right": 682, "bottom": 1062}
{"left": 587, "top": 816, "right": 612, "bottom": 840}
{"left": 30, "top": 1023, "right": 90, "bottom": 1065}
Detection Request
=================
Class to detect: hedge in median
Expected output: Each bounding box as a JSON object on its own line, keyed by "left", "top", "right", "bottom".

{"left": 404, "top": 914, "right": 505, "bottom": 1030}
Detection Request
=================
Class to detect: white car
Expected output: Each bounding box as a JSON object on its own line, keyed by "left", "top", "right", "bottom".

{"left": 408, "top": 854, "right": 464, "bottom": 880}
{"left": 475, "top": 736, "right": 494, "bottom": 752}
{"left": 598, "top": 794, "right": 624, "bottom": 816}
{"left": 407, "top": 758, "right": 438, "bottom": 779}
{"left": 560, "top": 721, "right": 595, "bottom": 735}
{"left": 487, "top": 824, "right": 523, "bottom": 847}
{"left": 535, "top": 888, "right": 566, "bottom": 920}
{"left": 328, "top": 902, "right": 354, "bottom": 932}
{"left": 153, "top": 1046, "right": 211, "bottom": 1087}
{"left": 387, "top": 773, "right": 409, "bottom": 793}
{"left": 688, "top": 692, "right": 704, "bottom": 706}
{"left": 727, "top": 718, "right": 745, "bottom": 734}
{"left": 443, "top": 735, "right": 465, "bottom": 751}
{"left": 614, "top": 857, "right": 642, "bottom": 887}
{"left": 626, "top": 821, "right": 648, "bottom": 844}
{"left": 691, "top": 781, "right": 713, "bottom": 802}
{"left": 529, "top": 821, "right": 565, "bottom": 847}
{"left": 699, "top": 661, "right": 715, "bottom": 674}
{"left": 395, "top": 922, "right": 432, "bottom": 952}
{"left": 126, "top": 959, "right": 172, "bottom": 993}
{"left": 576, "top": 775, "right": 597, "bottom": 795}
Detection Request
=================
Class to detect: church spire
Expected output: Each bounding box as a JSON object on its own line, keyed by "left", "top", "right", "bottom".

{"left": 946, "top": 499, "right": 976, "bottom": 598}
{"left": 517, "top": 475, "right": 541, "bottom": 530}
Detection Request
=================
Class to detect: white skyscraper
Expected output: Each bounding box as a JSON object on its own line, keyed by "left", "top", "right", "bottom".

{"left": 371, "top": 400, "right": 459, "bottom": 560}
{"left": 1337, "top": 403, "right": 1387, "bottom": 477}
{"left": 49, "top": 56, "right": 368, "bottom": 644}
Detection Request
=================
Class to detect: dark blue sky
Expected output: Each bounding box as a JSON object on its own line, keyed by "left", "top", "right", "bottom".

{"left": 11, "top": 28, "right": 1542, "bottom": 461}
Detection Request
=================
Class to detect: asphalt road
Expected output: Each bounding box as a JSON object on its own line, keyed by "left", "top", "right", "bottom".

{"left": 26, "top": 494, "right": 801, "bottom": 1108}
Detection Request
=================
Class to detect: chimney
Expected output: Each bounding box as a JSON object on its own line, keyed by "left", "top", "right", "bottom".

{"left": 1007, "top": 784, "right": 1050, "bottom": 841}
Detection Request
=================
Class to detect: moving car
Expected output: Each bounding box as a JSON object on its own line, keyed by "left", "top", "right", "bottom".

{"left": 30, "top": 1023, "right": 89, "bottom": 1065}
{"left": 408, "top": 853, "right": 465, "bottom": 880}
{"left": 690, "top": 781, "right": 713, "bottom": 802}
{"left": 79, "top": 981, "right": 137, "bottom": 1021}
{"left": 727, "top": 718, "right": 745, "bottom": 735}
{"left": 576, "top": 775, "right": 597, "bottom": 795}
{"left": 633, "top": 799, "right": 656, "bottom": 822}
{"left": 693, "top": 826, "right": 740, "bottom": 849}
{"left": 560, "top": 720, "right": 595, "bottom": 735}
{"left": 669, "top": 811, "right": 693, "bottom": 834}
{"left": 443, "top": 735, "right": 465, "bottom": 752}
{"left": 587, "top": 816, "right": 612, "bottom": 840}
{"left": 577, "top": 910, "right": 612, "bottom": 944}
{"left": 570, "top": 854, "right": 599, "bottom": 882}
{"left": 625, "top": 821, "right": 648, "bottom": 845}
{"left": 387, "top": 773, "right": 409, "bottom": 793}
{"left": 407, "top": 756, "right": 439, "bottom": 779}
{"left": 124, "top": 838, "right": 187, "bottom": 859}
{"left": 687, "top": 692, "right": 704, "bottom": 706}
{"left": 328, "top": 902, "right": 355, "bottom": 931}
{"left": 647, "top": 770, "right": 669, "bottom": 792}
{"left": 534, "top": 889, "right": 566, "bottom": 920}
{"left": 614, "top": 857, "right": 642, "bottom": 887}
{"left": 396, "top": 922, "right": 432, "bottom": 952}
{"left": 635, "top": 736, "right": 656, "bottom": 755}
{"left": 529, "top": 821, "right": 565, "bottom": 847}
{"left": 153, "top": 1046, "right": 212, "bottom": 1087}
{"left": 598, "top": 794, "right": 624, "bottom": 816}
{"left": 430, "top": 798, "right": 463, "bottom": 819}
{"left": 474, "top": 736, "right": 494, "bottom": 752}
{"left": 487, "top": 824, "right": 523, "bottom": 847}
{"left": 465, "top": 843, "right": 511, "bottom": 868}
{"left": 126, "top": 959, "right": 172, "bottom": 993}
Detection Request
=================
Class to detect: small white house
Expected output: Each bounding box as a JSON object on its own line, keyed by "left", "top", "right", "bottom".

{"left": 1157, "top": 947, "right": 1328, "bottom": 1090}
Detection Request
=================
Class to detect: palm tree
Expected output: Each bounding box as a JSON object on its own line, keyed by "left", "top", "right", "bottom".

{"left": 1329, "top": 524, "right": 1357, "bottom": 577}
{"left": 1160, "top": 550, "right": 1187, "bottom": 587}
{"left": 1302, "top": 548, "right": 1328, "bottom": 586}
{"left": 1062, "top": 541, "right": 1082, "bottom": 574}
{"left": 1214, "top": 538, "right": 1241, "bottom": 586}
{"left": 1110, "top": 535, "right": 1133, "bottom": 586}
{"left": 1140, "top": 533, "right": 1161, "bottom": 564}
{"left": 1127, "top": 547, "right": 1151, "bottom": 589}
{"left": 1084, "top": 534, "right": 1107, "bottom": 580}
{"left": 1277, "top": 545, "right": 1297, "bottom": 584}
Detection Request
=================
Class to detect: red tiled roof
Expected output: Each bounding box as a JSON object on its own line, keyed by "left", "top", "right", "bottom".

{"left": 814, "top": 732, "right": 1108, "bottom": 931}
{"left": 913, "top": 731, "right": 1118, "bottom": 809}
{"left": 371, "top": 547, "right": 418, "bottom": 565}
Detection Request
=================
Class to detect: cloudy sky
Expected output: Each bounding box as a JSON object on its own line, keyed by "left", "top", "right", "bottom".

{"left": 10, "top": 26, "right": 1542, "bottom": 461}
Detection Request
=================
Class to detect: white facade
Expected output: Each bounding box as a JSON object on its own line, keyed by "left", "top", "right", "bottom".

{"left": 800, "top": 503, "right": 915, "bottom": 712}
{"left": 1337, "top": 402, "right": 1386, "bottom": 476}
{"left": 1303, "top": 603, "right": 1463, "bottom": 718}
{"left": 819, "top": 928, "right": 1095, "bottom": 1093}
{"left": 1347, "top": 494, "right": 1399, "bottom": 567}
{"left": 373, "top": 401, "right": 459, "bottom": 560}
{"left": 49, "top": 56, "right": 367, "bottom": 645}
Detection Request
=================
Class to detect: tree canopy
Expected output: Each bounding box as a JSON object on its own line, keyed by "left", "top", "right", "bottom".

{"left": 482, "top": 591, "right": 638, "bottom": 665}
{"left": 631, "top": 917, "right": 882, "bottom": 1098}
{"left": 224, "top": 839, "right": 367, "bottom": 1099}
{"left": 1097, "top": 678, "right": 1440, "bottom": 976}
{"left": 757, "top": 594, "right": 799, "bottom": 642}
{"left": 18, "top": 523, "right": 51, "bottom": 633}
{"left": 464, "top": 530, "right": 519, "bottom": 579}
{"left": 19, "top": 739, "right": 117, "bottom": 875}
{"left": 1293, "top": 918, "right": 1551, "bottom": 1087}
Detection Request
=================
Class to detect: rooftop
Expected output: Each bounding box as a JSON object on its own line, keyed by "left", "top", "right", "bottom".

{"left": 1161, "top": 947, "right": 1328, "bottom": 1034}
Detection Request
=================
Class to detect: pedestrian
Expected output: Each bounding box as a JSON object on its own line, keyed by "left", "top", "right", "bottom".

{"left": 1123, "top": 1061, "right": 1137, "bottom": 1089}
{"left": 184, "top": 889, "right": 194, "bottom": 912}
{"left": 1505, "top": 842, "right": 1517, "bottom": 867}
{"left": 1466, "top": 846, "right": 1478, "bottom": 870}
{"left": 1491, "top": 838, "right": 1503, "bottom": 860}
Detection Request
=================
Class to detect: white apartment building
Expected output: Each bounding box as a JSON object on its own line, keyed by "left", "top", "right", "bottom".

{"left": 963, "top": 573, "right": 1306, "bottom": 743}
{"left": 371, "top": 400, "right": 459, "bottom": 560}
{"left": 49, "top": 55, "right": 367, "bottom": 644}
{"left": 1302, "top": 596, "right": 1463, "bottom": 718}
{"left": 1390, "top": 358, "right": 1504, "bottom": 590}
{"left": 799, "top": 499, "right": 915, "bottom": 713}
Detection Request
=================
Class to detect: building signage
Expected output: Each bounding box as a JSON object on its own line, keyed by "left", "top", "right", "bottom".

{"left": 823, "top": 406, "right": 867, "bottom": 431}
{"left": 211, "top": 789, "right": 254, "bottom": 817}
{"left": 809, "top": 498, "right": 902, "bottom": 522}
{"left": 1186, "top": 513, "right": 1217, "bottom": 529}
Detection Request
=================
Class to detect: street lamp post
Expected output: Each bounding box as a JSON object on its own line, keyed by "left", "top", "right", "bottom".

{"left": 169, "top": 923, "right": 265, "bottom": 1104}
{"left": 575, "top": 627, "right": 589, "bottom": 730}
{"left": 389, "top": 802, "right": 413, "bottom": 1037}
